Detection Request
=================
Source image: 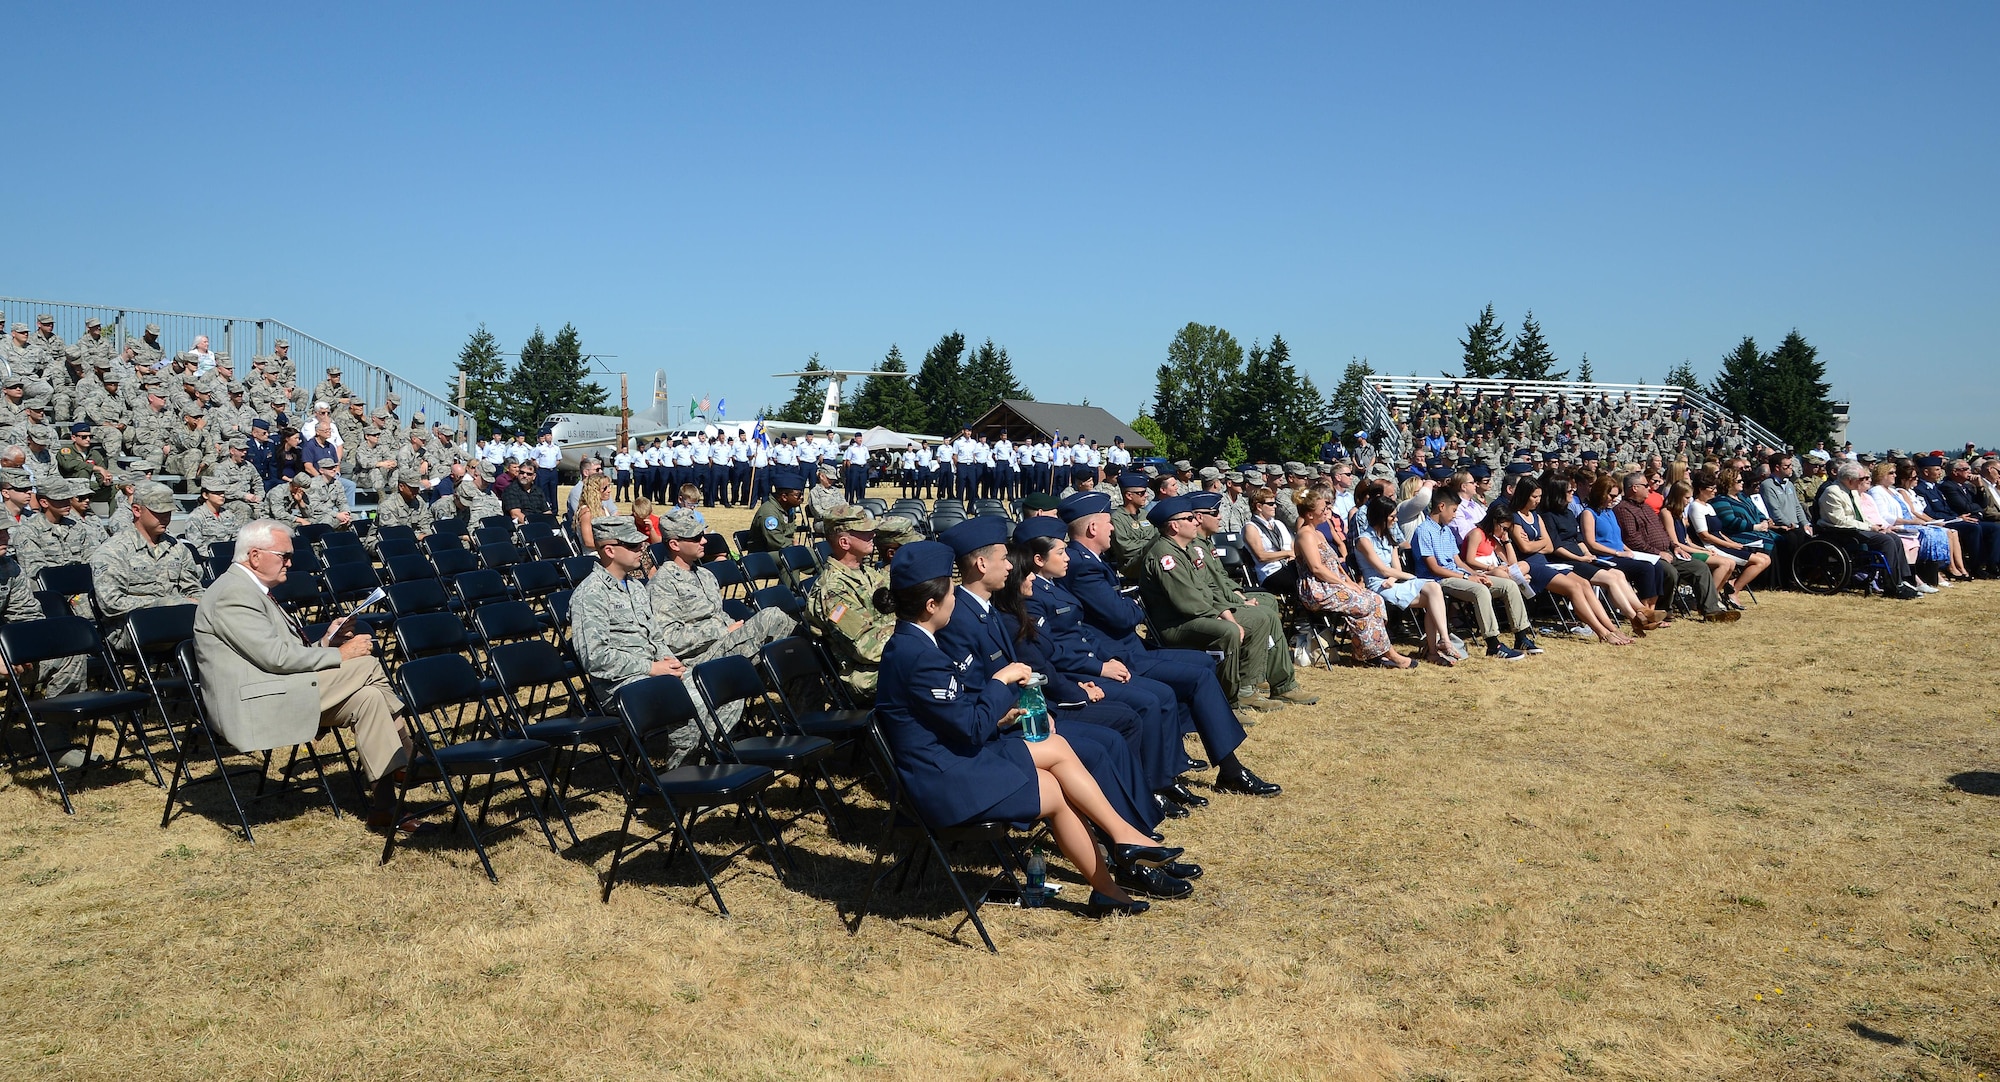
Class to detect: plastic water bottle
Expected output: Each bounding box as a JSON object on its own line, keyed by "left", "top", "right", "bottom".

{"left": 1022, "top": 846, "right": 1047, "bottom": 907}
{"left": 1017, "top": 672, "right": 1051, "bottom": 742}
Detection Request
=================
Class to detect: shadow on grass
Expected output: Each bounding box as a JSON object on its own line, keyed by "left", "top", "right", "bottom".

{"left": 1945, "top": 771, "right": 2000, "bottom": 797}
{"left": 1846, "top": 1021, "right": 1907, "bottom": 1045}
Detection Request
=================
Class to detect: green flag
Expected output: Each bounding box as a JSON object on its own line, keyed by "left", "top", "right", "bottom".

{"left": 689, "top": 396, "right": 699, "bottom": 415}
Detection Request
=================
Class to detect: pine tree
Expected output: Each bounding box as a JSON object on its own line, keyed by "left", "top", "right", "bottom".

{"left": 912, "top": 332, "right": 971, "bottom": 434}
{"left": 1503, "top": 310, "right": 1566, "bottom": 381}
{"left": 452, "top": 323, "right": 508, "bottom": 439}
{"left": 1709, "top": 336, "right": 1769, "bottom": 421}
{"left": 1460, "top": 304, "right": 1508, "bottom": 379}
{"left": 1152, "top": 322, "right": 1243, "bottom": 462}
{"left": 499, "top": 322, "right": 606, "bottom": 436}
{"left": 961, "top": 338, "right": 1030, "bottom": 417}
{"left": 843, "top": 344, "right": 926, "bottom": 432}
{"left": 1326, "top": 358, "right": 1377, "bottom": 444}
{"left": 1663, "top": 359, "right": 1701, "bottom": 390}
{"left": 1761, "top": 330, "right": 1837, "bottom": 452}
{"left": 777, "top": 353, "right": 829, "bottom": 424}
{"left": 1574, "top": 353, "right": 1595, "bottom": 383}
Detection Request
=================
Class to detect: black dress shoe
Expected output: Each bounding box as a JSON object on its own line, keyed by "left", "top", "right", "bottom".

{"left": 1086, "top": 891, "right": 1151, "bottom": 917}
{"left": 1893, "top": 583, "right": 1924, "bottom": 600}
{"left": 1159, "top": 798, "right": 1190, "bottom": 819}
{"left": 1163, "top": 860, "right": 1203, "bottom": 880}
{"left": 1116, "top": 863, "right": 1194, "bottom": 899}
{"left": 1183, "top": 758, "right": 1210, "bottom": 773}
{"left": 1163, "top": 782, "right": 1209, "bottom": 808}
{"left": 1149, "top": 831, "right": 1166, "bottom": 843}
{"left": 1215, "top": 768, "right": 1282, "bottom": 797}
{"left": 1108, "top": 842, "right": 1184, "bottom": 868}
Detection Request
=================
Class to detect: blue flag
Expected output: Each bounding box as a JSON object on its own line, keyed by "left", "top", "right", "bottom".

{"left": 716, "top": 398, "right": 726, "bottom": 419}
{"left": 752, "top": 417, "right": 769, "bottom": 447}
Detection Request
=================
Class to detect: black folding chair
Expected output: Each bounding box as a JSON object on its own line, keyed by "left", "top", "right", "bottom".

{"left": 757, "top": 636, "right": 875, "bottom": 745}
{"left": 124, "top": 604, "right": 200, "bottom": 761}
{"left": 480, "top": 541, "right": 527, "bottom": 572}
{"left": 161, "top": 642, "right": 345, "bottom": 842}
{"left": 740, "top": 550, "right": 783, "bottom": 588}
{"left": 203, "top": 549, "right": 236, "bottom": 583}
{"left": 0, "top": 618, "right": 159, "bottom": 813}
{"left": 377, "top": 537, "right": 424, "bottom": 562}
{"left": 750, "top": 584, "right": 806, "bottom": 618}
{"left": 386, "top": 553, "right": 440, "bottom": 584}
{"left": 722, "top": 598, "right": 755, "bottom": 622}
{"left": 601, "top": 674, "right": 784, "bottom": 912}
{"left": 386, "top": 654, "right": 566, "bottom": 881}
{"left": 690, "top": 654, "right": 846, "bottom": 841}
{"left": 778, "top": 545, "right": 818, "bottom": 591}
{"left": 704, "top": 558, "right": 750, "bottom": 600}
{"left": 509, "top": 560, "right": 565, "bottom": 605}
{"left": 846, "top": 725, "right": 1023, "bottom": 953}
{"left": 531, "top": 535, "right": 572, "bottom": 562}
{"left": 560, "top": 554, "right": 599, "bottom": 587}
{"left": 453, "top": 569, "right": 514, "bottom": 611}
{"left": 702, "top": 533, "right": 732, "bottom": 562}
{"left": 431, "top": 547, "right": 480, "bottom": 579}
{"left": 424, "top": 532, "right": 467, "bottom": 556}
{"left": 375, "top": 523, "right": 419, "bottom": 547}
{"left": 384, "top": 578, "right": 457, "bottom": 622}
{"left": 473, "top": 525, "right": 515, "bottom": 550}
{"left": 430, "top": 516, "right": 469, "bottom": 540}
{"left": 322, "top": 544, "right": 372, "bottom": 568}
{"left": 487, "top": 639, "right": 627, "bottom": 835}
{"left": 35, "top": 562, "right": 98, "bottom": 622}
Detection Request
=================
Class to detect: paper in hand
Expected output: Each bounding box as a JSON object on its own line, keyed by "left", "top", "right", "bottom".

{"left": 350, "top": 587, "right": 387, "bottom": 617}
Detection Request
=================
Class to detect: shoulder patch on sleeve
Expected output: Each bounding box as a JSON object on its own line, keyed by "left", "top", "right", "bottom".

{"left": 829, "top": 602, "right": 847, "bottom": 623}
{"left": 1159, "top": 554, "right": 1175, "bottom": 571}
{"left": 764, "top": 516, "right": 779, "bottom": 530}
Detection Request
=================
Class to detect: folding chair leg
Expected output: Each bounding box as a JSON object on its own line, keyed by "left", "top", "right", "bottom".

{"left": 932, "top": 832, "right": 998, "bottom": 953}
{"left": 19, "top": 713, "right": 77, "bottom": 816}
{"left": 600, "top": 806, "right": 638, "bottom": 904}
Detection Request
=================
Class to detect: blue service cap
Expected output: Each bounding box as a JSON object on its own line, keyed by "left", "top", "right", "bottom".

{"left": 1013, "top": 516, "right": 1067, "bottom": 544}
{"left": 251, "top": 418, "right": 270, "bottom": 431}
{"left": 889, "top": 541, "right": 956, "bottom": 590}
{"left": 772, "top": 469, "right": 804, "bottom": 490}
{"left": 1185, "top": 490, "right": 1222, "bottom": 513}
{"left": 1146, "top": 494, "right": 1193, "bottom": 527}
{"left": 1579, "top": 451, "right": 1600, "bottom": 461}
{"left": 1504, "top": 462, "right": 1535, "bottom": 476}
{"left": 1427, "top": 466, "right": 1455, "bottom": 482}
{"left": 1455, "top": 458, "right": 1475, "bottom": 470}
{"left": 1058, "top": 490, "right": 1112, "bottom": 522}
{"left": 940, "top": 516, "right": 1010, "bottom": 559}
{"left": 69, "top": 422, "right": 92, "bottom": 434}
{"left": 1918, "top": 455, "right": 1945, "bottom": 468}
{"left": 1468, "top": 463, "right": 1492, "bottom": 479}
{"left": 1117, "top": 471, "right": 1149, "bottom": 490}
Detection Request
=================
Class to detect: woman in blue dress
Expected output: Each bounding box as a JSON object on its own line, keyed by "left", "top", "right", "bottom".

{"left": 1503, "top": 478, "right": 1633, "bottom": 645}
{"left": 874, "top": 541, "right": 1181, "bottom": 917}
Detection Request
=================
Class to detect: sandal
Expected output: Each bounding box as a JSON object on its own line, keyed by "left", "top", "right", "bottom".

{"left": 1424, "top": 650, "right": 1457, "bottom": 668}
{"left": 368, "top": 813, "right": 440, "bottom": 836}
{"left": 1369, "top": 656, "right": 1419, "bottom": 670}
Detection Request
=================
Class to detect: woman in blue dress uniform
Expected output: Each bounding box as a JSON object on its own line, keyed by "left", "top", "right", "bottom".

{"left": 874, "top": 540, "right": 1184, "bottom": 916}
{"left": 1008, "top": 516, "right": 1195, "bottom": 811}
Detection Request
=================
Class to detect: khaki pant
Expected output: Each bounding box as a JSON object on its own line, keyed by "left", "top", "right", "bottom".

{"left": 319, "top": 655, "right": 410, "bottom": 781}
{"left": 1437, "top": 575, "right": 1528, "bottom": 639}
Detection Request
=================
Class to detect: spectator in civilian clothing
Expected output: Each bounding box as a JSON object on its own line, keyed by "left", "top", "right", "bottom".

{"left": 1615, "top": 472, "right": 1736, "bottom": 622}
{"left": 1817, "top": 461, "right": 1924, "bottom": 599}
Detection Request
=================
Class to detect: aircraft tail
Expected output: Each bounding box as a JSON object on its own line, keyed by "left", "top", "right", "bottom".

{"left": 640, "top": 370, "right": 672, "bottom": 425}
{"left": 817, "top": 379, "right": 841, "bottom": 429}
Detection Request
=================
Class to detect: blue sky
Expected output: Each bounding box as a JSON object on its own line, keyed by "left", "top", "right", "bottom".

{"left": 7, "top": 3, "right": 1994, "bottom": 450}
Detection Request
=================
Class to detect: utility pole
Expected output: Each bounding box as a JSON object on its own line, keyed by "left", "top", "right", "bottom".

{"left": 619, "top": 372, "right": 630, "bottom": 450}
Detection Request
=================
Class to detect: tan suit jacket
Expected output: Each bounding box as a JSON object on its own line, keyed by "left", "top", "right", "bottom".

{"left": 192, "top": 563, "right": 343, "bottom": 752}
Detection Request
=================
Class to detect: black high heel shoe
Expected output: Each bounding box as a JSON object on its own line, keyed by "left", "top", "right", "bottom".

{"left": 1087, "top": 891, "right": 1151, "bottom": 917}
{"left": 1108, "top": 842, "right": 1184, "bottom": 869}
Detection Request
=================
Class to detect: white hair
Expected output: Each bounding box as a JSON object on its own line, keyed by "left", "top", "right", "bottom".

{"left": 232, "top": 518, "right": 296, "bottom": 564}
{"left": 1836, "top": 462, "right": 1868, "bottom": 483}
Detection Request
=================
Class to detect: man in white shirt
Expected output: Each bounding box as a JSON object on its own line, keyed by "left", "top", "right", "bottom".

{"left": 532, "top": 432, "right": 561, "bottom": 510}
{"left": 992, "top": 436, "right": 1015, "bottom": 500}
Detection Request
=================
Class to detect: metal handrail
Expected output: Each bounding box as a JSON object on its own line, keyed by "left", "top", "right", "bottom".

{"left": 0, "top": 296, "right": 473, "bottom": 443}
{"left": 1366, "top": 374, "right": 1788, "bottom": 453}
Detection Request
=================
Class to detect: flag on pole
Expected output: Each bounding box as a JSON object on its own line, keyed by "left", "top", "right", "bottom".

{"left": 753, "top": 417, "right": 769, "bottom": 447}
{"left": 689, "top": 396, "right": 699, "bottom": 416}
{"left": 700, "top": 395, "right": 712, "bottom": 415}
{"left": 717, "top": 398, "right": 726, "bottom": 419}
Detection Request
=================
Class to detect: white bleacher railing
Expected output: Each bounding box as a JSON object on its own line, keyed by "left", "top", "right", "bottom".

{"left": 1366, "top": 375, "right": 1788, "bottom": 454}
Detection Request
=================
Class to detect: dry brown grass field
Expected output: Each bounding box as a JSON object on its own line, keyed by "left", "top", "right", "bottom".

{"left": 1, "top": 494, "right": 1996, "bottom": 1080}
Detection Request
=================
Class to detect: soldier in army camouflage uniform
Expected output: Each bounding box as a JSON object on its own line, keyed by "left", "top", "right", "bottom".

{"left": 805, "top": 463, "right": 846, "bottom": 535}
{"left": 568, "top": 515, "right": 725, "bottom": 767}
{"left": 181, "top": 477, "right": 245, "bottom": 554}
{"left": 90, "top": 483, "right": 204, "bottom": 650}
{"left": 649, "top": 508, "right": 797, "bottom": 666}
{"left": 344, "top": 427, "right": 395, "bottom": 497}
{"left": 804, "top": 506, "right": 894, "bottom": 699}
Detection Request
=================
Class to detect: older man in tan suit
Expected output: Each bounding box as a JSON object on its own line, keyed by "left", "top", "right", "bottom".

{"left": 192, "top": 518, "right": 416, "bottom": 829}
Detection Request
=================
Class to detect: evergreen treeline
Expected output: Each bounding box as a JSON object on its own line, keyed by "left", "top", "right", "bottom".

{"left": 451, "top": 322, "right": 607, "bottom": 438}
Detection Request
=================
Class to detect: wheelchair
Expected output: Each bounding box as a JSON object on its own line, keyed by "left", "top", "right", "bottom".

{"left": 1790, "top": 530, "right": 1895, "bottom": 595}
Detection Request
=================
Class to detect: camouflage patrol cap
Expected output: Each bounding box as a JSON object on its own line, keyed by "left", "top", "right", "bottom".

{"left": 23, "top": 394, "right": 47, "bottom": 411}
{"left": 288, "top": 472, "right": 311, "bottom": 487}
{"left": 326, "top": 366, "right": 341, "bottom": 376}
{"left": 35, "top": 313, "right": 53, "bottom": 324}
{"left": 0, "top": 467, "right": 31, "bottom": 490}
{"left": 111, "top": 471, "right": 146, "bottom": 487}
{"left": 1197, "top": 466, "right": 1221, "bottom": 482}
{"left": 133, "top": 482, "right": 178, "bottom": 514}
{"left": 92, "top": 356, "right": 113, "bottom": 369}
{"left": 2, "top": 374, "right": 21, "bottom": 389}
{"left": 659, "top": 508, "right": 706, "bottom": 540}
{"left": 390, "top": 468, "right": 421, "bottom": 490}
{"left": 1224, "top": 471, "right": 1243, "bottom": 484}
{"left": 38, "top": 475, "right": 83, "bottom": 500}
{"left": 817, "top": 461, "right": 839, "bottom": 477}
{"left": 8, "top": 324, "right": 27, "bottom": 334}
{"left": 226, "top": 437, "right": 249, "bottom": 452}
{"left": 144, "top": 323, "right": 161, "bottom": 335}
{"left": 873, "top": 513, "right": 921, "bottom": 545}
{"left": 273, "top": 338, "right": 288, "bottom": 348}
{"left": 822, "top": 505, "right": 879, "bottom": 534}
{"left": 84, "top": 317, "right": 101, "bottom": 329}
{"left": 1172, "top": 460, "right": 1192, "bottom": 472}
{"left": 182, "top": 405, "right": 206, "bottom": 418}
{"left": 199, "top": 475, "right": 229, "bottom": 494}
{"left": 1284, "top": 461, "right": 1309, "bottom": 477}
{"left": 590, "top": 515, "right": 647, "bottom": 547}
{"left": 226, "top": 381, "right": 246, "bottom": 395}
{"left": 25, "top": 424, "right": 54, "bottom": 444}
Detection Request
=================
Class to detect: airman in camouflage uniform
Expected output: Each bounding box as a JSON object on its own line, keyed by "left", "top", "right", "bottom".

{"left": 343, "top": 428, "right": 395, "bottom": 495}
{"left": 311, "top": 366, "right": 352, "bottom": 409}
{"left": 167, "top": 408, "right": 214, "bottom": 485}
{"left": 89, "top": 482, "right": 204, "bottom": 650}
{"left": 804, "top": 506, "right": 894, "bottom": 699}
{"left": 131, "top": 392, "right": 181, "bottom": 466}
{"left": 206, "top": 440, "right": 266, "bottom": 509}
{"left": 130, "top": 323, "right": 165, "bottom": 373}
{"left": 335, "top": 399, "right": 370, "bottom": 450}
{"left": 0, "top": 323, "right": 41, "bottom": 386}
{"left": 261, "top": 339, "right": 297, "bottom": 387}
{"left": 266, "top": 472, "right": 349, "bottom": 527}
{"left": 14, "top": 477, "right": 98, "bottom": 581}
{"left": 0, "top": 532, "right": 85, "bottom": 696}
{"left": 568, "top": 516, "right": 727, "bottom": 767}
{"left": 181, "top": 477, "right": 245, "bottom": 554}
{"left": 81, "top": 373, "right": 132, "bottom": 457}
{"left": 393, "top": 429, "right": 432, "bottom": 484}
{"left": 370, "top": 469, "right": 435, "bottom": 545}
{"left": 648, "top": 509, "right": 796, "bottom": 665}
{"left": 450, "top": 466, "right": 504, "bottom": 524}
